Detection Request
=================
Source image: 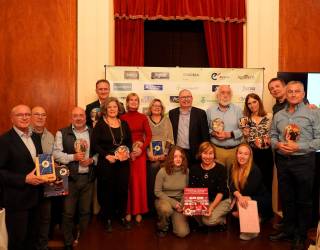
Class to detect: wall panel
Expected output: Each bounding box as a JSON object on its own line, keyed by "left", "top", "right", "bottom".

{"left": 0, "top": 0, "right": 77, "bottom": 133}
{"left": 279, "top": 0, "right": 320, "bottom": 71}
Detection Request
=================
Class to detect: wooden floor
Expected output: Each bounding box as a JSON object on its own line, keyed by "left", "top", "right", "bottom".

{"left": 49, "top": 215, "right": 298, "bottom": 250}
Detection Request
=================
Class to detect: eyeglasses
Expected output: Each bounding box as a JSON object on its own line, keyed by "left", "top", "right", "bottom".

{"left": 179, "top": 96, "right": 192, "bottom": 100}
{"left": 32, "top": 113, "right": 47, "bottom": 117}
{"left": 287, "top": 90, "right": 303, "bottom": 94}
{"left": 15, "top": 113, "right": 31, "bottom": 118}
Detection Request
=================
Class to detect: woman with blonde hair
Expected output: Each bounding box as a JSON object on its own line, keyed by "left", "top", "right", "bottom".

{"left": 154, "top": 146, "right": 189, "bottom": 238}
{"left": 146, "top": 98, "right": 174, "bottom": 212}
{"left": 121, "top": 93, "right": 152, "bottom": 223}
{"left": 230, "top": 143, "right": 272, "bottom": 240}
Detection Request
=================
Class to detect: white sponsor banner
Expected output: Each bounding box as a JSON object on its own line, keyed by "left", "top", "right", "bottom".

{"left": 106, "top": 66, "right": 264, "bottom": 114}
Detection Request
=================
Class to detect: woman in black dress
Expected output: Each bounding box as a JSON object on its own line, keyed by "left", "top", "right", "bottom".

{"left": 92, "top": 97, "right": 132, "bottom": 232}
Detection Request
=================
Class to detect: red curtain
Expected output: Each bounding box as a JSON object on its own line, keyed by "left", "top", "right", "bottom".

{"left": 114, "top": 0, "right": 246, "bottom": 67}
{"left": 204, "top": 21, "right": 243, "bottom": 68}
{"left": 115, "top": 19, "right": 144, "bottom": 66}
{"left": 114, "top": 0, "right": 246, "bottom": 22}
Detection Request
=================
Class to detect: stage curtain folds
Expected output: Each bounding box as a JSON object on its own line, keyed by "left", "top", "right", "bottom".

{"left": 115, "top": 19, "right": 144, "bottom": 66}
{"left": 114, "top": 0, "right": 245, "bottom": 67}
{"left": 204, "top": 21, "right": 243, "bottom": 68}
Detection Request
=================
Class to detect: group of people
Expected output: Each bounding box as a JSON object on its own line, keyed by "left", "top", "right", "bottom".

{"left": 0, "top": 78, "right": 319, "bottom": 250}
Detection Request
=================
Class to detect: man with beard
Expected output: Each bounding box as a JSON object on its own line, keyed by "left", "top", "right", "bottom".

{"left": 206, "top": 85, "right": 243, "bottom": 169}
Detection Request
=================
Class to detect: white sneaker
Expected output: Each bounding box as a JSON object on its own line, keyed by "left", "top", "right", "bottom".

{"left": 239, "top": 232, "right": 259, "bottom": 240}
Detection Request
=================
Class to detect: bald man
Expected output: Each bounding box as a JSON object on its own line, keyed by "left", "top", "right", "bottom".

{"left": 31, "top": 106, "right": 55, "bottom": 250}
{"left": 53, "top": 107, "right": 95, "bottom": 250}
{"left": 31, "top": 106, "right": 54, "bottom": 154}
{"left": 0, "top": 104, "right": 45, "bottom": 250}
{"left": 169, "top": 89, "right": 209, "bottom": 163}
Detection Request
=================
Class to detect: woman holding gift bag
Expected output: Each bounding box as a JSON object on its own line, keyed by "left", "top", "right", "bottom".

{"left": 121, "top": 93, "right": 152, "bottom": 224}
{"left": 92, "top": 97, "right": 132, "bottom": 232}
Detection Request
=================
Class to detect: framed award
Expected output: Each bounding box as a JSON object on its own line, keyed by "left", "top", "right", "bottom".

{"left": 35, "top": 153, "right": 56, "bottom": 181}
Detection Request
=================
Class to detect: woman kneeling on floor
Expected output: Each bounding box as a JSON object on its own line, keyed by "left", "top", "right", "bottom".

{"left": 154, "top": 146, "right": 190, "bottom": 238}
{"left": 230, "top": 143, "right": 272, "bottom": 240}
{"left": 189, "top": 142, "right": 231, "bottom": 231}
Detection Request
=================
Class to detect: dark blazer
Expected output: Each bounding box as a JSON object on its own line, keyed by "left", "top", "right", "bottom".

{"left": 169, "top": 107, "right": 209, "bottom": 159}
{"left": 0, "top": 128, "right": 43, "bottom": 211}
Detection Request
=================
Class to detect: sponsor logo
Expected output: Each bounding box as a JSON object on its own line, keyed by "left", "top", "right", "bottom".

{"left": 141, "top": 96, "right": 155, "bottom": 104}
{"left": 144, "top": 84, "right": 163, "bottom": 90}
{"left": 212, "top": 85, "right": 220, "bottom": 92}
{"left": 242, "top": 86, "right": 256, "bottom": 92}
{"left": 124, "top": 71, "right": 139, "bottom": 80}
{"left": 170, "top": 96, "right": 179, "bottom": 103}
{"left": 113, "top": 83, "right": 132, "bottom": 91}
{"left": 151, "top": 72, "right": 170, "bottom": 79}
{"left": 182, "top": 73, "right": 199, "bottom": 77}
{"left": 238, "top": 74, "right": 254, "bottom": 80}
{"left": 211, "top": 72, "right": 230, "bottom": 80}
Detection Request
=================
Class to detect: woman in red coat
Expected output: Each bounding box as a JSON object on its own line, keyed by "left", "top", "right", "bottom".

{"left": 121, "top": 93, "right": 152, "bottom": 223}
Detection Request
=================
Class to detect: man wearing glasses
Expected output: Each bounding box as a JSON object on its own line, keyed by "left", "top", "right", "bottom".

{"left": 169, "top": 89, "right": 209, "bottom": 163}
{"left": 0, "top": 104, "right": 45, "bottom": 250}
{"left": 270, "top": 81, "right": 320, "bottom": 250}
{"left": 31, "top": 106, "right": 54, "bottom": 250}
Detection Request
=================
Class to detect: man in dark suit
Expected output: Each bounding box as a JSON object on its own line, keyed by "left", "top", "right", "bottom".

{"left": 0, "top": 104, "right": 46, "bottom": 250}
{"left": 85, "top": 79, "right": 110, "bottom": 128}
{"left": 169, "top": 89, "right": 209, "bottom": 163}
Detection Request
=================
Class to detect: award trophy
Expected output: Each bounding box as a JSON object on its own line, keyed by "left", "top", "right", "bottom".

{"left": 114, "top": 145, "right": 130, "bottom": 161}
{"left": 44, "top": 165, "right": 69, "bottom": 197}
{"left": 239, "top": 117, "right": 249, "bottom": 129}
{"left": 150, "top": 141, "right": 164, "bottom": 156}
{"left": 35, "top": 153, "right": 56, "bottom": 181}
{"left": 212, "top": 118, "right": 224, "bottom": 132}
{"left": 284, "top": 124, "right": 301, "bottom": 142}
{"left": 90, "top": 108, "right": 101, "bottom": 127}
{"left": 74, "top": 139, "right": 88, "bottom": 153}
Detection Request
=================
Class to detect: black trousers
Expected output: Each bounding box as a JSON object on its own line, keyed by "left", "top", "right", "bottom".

{"left": 146, "top": 160, "right": 161, "bottom": 214}
{"left": 97, "top": 163, "right": 129, "bottom": 220}
{"left": 252, "top": 147, "right": 274, "bottom": 194}
{"left": 275, "top": 152, "right": 315, "bottom": 239}
{"left": 6, "top": 206, "right": 40, "bottom": 250}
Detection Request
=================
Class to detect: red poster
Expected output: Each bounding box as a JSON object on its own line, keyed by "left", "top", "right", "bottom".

{"left": 183, "top": 188, "right": 209, "bottom": 216}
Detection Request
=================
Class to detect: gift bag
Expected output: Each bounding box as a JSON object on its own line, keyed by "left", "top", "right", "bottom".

{"left": 0, "top": 208, "right": 8, "bottom": 250}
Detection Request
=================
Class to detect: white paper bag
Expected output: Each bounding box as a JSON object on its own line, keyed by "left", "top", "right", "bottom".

{"left": 0, "top": 208, "right": 8, "bottom": 250}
